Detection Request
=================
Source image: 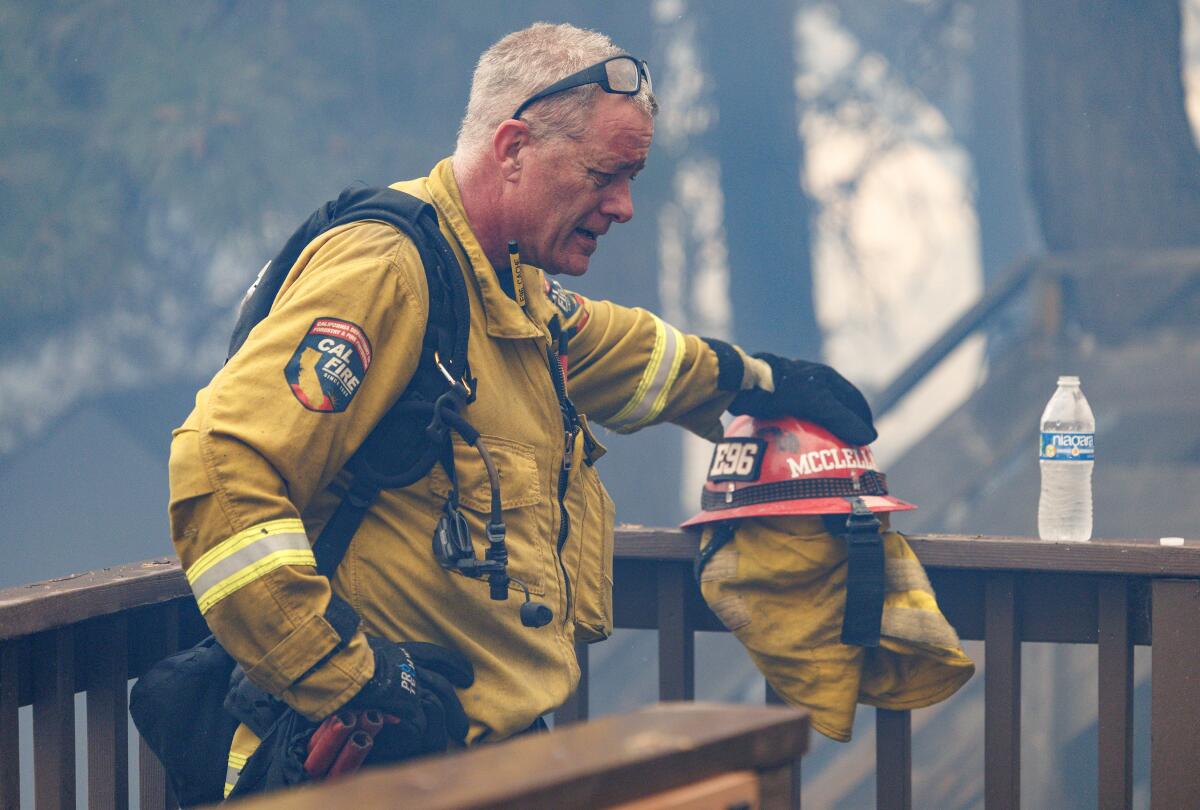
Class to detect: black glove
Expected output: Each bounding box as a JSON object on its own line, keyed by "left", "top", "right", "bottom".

{"left": 729, "top": 353, "right": 878, "bottom": 445}
{"left": 347, "top": 637, "right": 474, "bottom": 754}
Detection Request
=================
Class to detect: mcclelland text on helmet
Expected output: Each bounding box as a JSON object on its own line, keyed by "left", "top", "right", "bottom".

{"left": 786, "top": 446, "right": 879, "bottom": 478}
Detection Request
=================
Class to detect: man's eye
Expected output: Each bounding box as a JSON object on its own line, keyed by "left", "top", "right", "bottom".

{"left": 589, "top": 170, "right": 615, "bottom": 187}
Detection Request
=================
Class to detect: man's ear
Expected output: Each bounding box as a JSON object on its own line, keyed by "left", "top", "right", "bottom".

{"left": 492, "top": 119, "right": 530, "bottom": 182}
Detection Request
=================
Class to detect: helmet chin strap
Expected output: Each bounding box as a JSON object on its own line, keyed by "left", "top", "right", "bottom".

{"left": 839, "top": 496, "right": 885, "bottom": 648}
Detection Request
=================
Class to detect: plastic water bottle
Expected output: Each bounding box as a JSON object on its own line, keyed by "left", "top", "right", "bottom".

{"left": 1038, "top": 376, "right": 1095, "bottom": 542}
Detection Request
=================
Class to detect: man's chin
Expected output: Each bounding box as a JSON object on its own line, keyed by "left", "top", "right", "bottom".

{"left": 545, "top": 256, "right": 591, "bottom": 277}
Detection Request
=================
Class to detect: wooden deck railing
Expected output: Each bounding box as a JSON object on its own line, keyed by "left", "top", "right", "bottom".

{"left": 2, "top": 529, "right": 1199, "bottom": 809}
{"left": 227, "top": 702, "right": 808, "bottom": 810}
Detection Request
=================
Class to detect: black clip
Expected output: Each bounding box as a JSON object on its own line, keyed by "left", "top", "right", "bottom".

{"left": 432, "top": 502, "right": 474, "bottom": 570}
{"left": 485, "top": 521, "right": 510, "bottom": 601}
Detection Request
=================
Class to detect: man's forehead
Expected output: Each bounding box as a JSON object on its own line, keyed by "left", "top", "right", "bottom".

{"left": 580, "top": 105, "right": 654, "bottom": 169}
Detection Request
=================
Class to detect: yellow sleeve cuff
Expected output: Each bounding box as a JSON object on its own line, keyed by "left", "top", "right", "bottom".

{"left": 242, "top": 614, "right": 373, "bottom": 720}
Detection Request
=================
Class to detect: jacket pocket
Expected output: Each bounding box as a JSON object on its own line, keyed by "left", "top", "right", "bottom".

{"left": 168, "top": 429, "right": 220, "bottom": 546}
{"left": 566, "top": 465, "right": 615, "bottom": 642}
{"left": 426, "top": 433, "right": 542, "bottom": 511}
{"left": 169, "top": 429, "right": 217, "bottom": 504}
{"left": 426, "top": 434, "right": 548, "bottom": 595}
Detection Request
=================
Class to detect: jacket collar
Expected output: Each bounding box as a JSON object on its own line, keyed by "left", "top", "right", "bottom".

{"left": 414, "top": 159, "right": 546, "bottom": 340}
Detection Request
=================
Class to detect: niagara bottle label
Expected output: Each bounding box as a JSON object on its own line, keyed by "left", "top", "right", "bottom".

{"left": 1040, "top": 432, "right": 1095, "bottom": 461}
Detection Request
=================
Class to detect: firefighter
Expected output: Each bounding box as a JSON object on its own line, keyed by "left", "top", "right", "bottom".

{"left": 683, "top": 416, "right": 975, "bottom": 742}
{"left": 164, "top": 22, "right": 878, "bottom": 798}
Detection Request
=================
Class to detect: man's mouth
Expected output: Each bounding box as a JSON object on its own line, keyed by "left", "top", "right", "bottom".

{"left": 575, "top": 227, "right": 598, "bottom": 243}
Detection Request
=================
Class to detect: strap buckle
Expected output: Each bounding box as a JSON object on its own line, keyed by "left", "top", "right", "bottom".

{"left": 844, "top": 496, "right": 881, "bottom": 536}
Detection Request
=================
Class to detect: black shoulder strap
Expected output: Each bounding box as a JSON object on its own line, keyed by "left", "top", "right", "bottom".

{"left": 228, "top": 186, "right": 461, "bottom": 364}
{"left": 226, "top": 186, "right": 472, "bottom": 581}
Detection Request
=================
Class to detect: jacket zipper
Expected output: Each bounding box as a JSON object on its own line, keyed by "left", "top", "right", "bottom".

{"left": 546, "top": 342, "right": 579, "bottom": 621}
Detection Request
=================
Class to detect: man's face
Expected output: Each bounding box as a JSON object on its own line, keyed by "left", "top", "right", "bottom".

{"left": 514, "top": 93, "right": 653, "bottom": 276}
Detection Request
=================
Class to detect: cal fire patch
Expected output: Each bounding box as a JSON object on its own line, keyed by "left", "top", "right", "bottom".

{"left": 285, "top": 318, "right": 372, "bottom": 413}
{"left": 543, "top": 278, "right": 590, "bottom": 332}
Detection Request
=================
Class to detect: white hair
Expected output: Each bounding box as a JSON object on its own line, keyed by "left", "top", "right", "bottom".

{"left": 454, "top": 22, "right": 657, "bottom": 159}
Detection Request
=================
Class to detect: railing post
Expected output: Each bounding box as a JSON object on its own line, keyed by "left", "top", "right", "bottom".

{"left": 88, "top": 615, "right": 130, "bottom": 810}
{"left": 33, "top": 627, "right": 75, "bottom": 810}
{"left": 554, "top": 641, "right": 589, "bottom": 725}
{"left": 985, "top": 572, "right": 1020, "bottom": 810}
{"left": 762, "top": 681, "right": 801, "bottom": 807}
{"left": 1097, "top": 577, "right": 1132, "bottom": 810}
{"left": 876, "top": 708, "right": 912, "bottom": 810}
{"left": 656, "top": 564, "right": 694, "bottom": 701}
{"left": 138, "top": 603, "right": 180, "bottom": 810}
{"left": 759, "top": 760, "right": 803, "bottom": 810}
{"left": 1150, "top": 579, "right": 1200, "bottom": 810}
{"left": 1, "top": 639, "right": 23, "bottom": 810}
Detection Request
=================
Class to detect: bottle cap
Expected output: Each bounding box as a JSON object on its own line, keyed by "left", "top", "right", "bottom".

{"left": 1057, "top": 375, "right": 1080, "bottom": 386}
{"left": 1160, "top": 537, "right": 1185, "bottom": 547}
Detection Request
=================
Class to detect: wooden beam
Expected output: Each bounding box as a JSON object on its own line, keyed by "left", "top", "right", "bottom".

{"left": 0, "top": 559, "right": 185, "bottom": 642}
{"left": 984, "top": 573, "right": 1020, "bottom": 809}
{"left": 0, "top": 640, "right": 23, "bottom": 810}
{"left": 87, "top": 615, "right": 130, "bottom": 810}
{"left": 1150, "top": 579, "right": 1200, "bottom": 809}
{"left": 656, "top": 565, "right": 694, "bottom": 701}
{"left": 876, "top": 709, "right": 912, "bottom": 810}
{"left": 33, "top": 627, "right": 75, "bottom": 810}
{"left": 2, "top": 533, "right": 1199, "bottom": 647}
{"left": 1097, "top": 578, "right": 1132, "bottom": 810}
{"left": 137, "top": 602, "right": 180, "bottom": 810}
{"left": 222, "top": 703, "right": 809, "bottom": 810}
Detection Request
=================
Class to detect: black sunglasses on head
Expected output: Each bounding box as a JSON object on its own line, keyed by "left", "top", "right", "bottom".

{"left": 511, "top": 55, "right": 653, "bottom": 121}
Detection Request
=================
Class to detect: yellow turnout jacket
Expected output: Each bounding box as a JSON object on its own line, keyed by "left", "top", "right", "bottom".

{"left": 697, "top": 515, "right": 975, "bottom": 742}
{"left": 169, "top": 158, "right": 749, "bottom": 747}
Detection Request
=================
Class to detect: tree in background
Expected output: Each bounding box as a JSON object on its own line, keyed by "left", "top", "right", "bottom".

{"left": 1022, "top": 0, "right": 1200, "bottom": 252}
{"left": 703, "top": 0, "right": 821, "bottom": 356}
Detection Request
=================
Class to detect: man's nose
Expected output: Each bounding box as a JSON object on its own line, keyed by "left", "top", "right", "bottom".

{"left": 601, "top": 179, "right": 634, "bottom": 224}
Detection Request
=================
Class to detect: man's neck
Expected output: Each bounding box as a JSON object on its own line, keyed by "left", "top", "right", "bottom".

{"left": 452, "top": 158, "right": 509, "bottom": 271}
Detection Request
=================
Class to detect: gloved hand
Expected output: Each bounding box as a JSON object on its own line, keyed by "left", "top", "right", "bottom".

{"left": 729, "top": 353, "right": 877, "bottom": 445}
{"left": 346, "top": 637, "right": 474, "bottom": 754}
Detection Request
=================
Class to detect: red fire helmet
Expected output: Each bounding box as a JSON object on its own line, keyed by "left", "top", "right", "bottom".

{"left": 680, "top": 415, "right": 916, "bottom": 528}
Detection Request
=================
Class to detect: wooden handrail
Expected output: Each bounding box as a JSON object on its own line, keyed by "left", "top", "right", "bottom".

{"left": 0, "top": 559, "right": 185, "bottom": 642}
{"left": 5, "top": 528, "right": 1200, "bottom": 808}
{"left": 2, "top": 530, "right": 1198, "bottom": 642}
{"left": 219, "top": 702, "right": 809, "bottom": 810}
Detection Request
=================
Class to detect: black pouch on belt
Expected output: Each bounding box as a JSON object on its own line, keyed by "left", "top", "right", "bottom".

{"left": 833, "top": 496, "right": 885, "bottom": 647}
{"left": 129, "top": 635, "right": 239, "bottom": 806}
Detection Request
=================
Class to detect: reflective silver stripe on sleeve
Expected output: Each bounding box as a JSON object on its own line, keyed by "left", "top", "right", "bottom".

{"left": 187, "top": 522, "right": 315, "bottom": 614}
{"left": 611, "top": 319, "right": 684, "bottom": 432}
